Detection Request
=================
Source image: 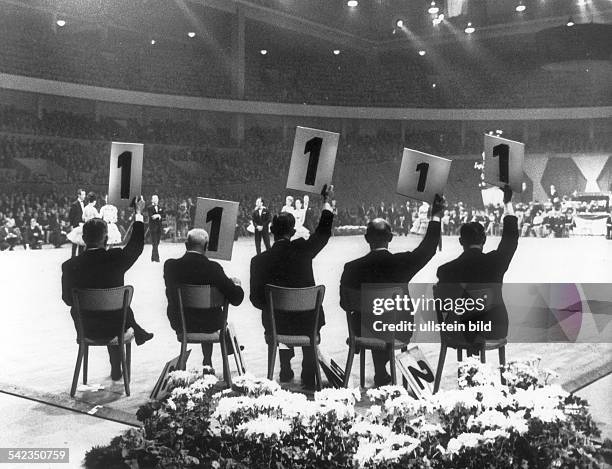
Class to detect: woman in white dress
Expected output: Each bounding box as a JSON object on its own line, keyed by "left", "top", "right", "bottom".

{"left": 67, "top": 192, "right": 100, "bottom": 247}
{"left": 99, "top": 194, "right": 122, "bottom": 246}
{"left": 281, "top": 195, "right": 295, "bottom": 215}
{"left": 292, "top": 196, "right": 310, "bottom": 240}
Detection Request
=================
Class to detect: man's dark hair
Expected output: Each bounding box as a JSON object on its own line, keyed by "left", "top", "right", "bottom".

{"left": 271, "top": 212, "right": 295, "bottom": 238}
{"left": 77, "top": 188, "right": 85, "bottom": 196}
{"left": 82, "top": 218, "right": 108, "bottom": 246}
{"left": 365, "top": 218, "right": 393, "bottom": 246}
{"left": 459, "top": 222, "right": 486, "bottom": 246}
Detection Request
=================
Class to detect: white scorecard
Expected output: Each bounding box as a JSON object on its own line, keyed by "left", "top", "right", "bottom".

{"left": 396, "top": 148, "right": 451, "bottom": 203}
{"left": 396, "top": 345, "right": 435, "bottom": 399}
{"left": 108, "top": 142, "right": 144, "bottom": 208}
{"left": 194, "top": 197, "right": 239, "bottom": 261}
{"left": 483, "top": 134, "right": 524, "bottom": 192}
{"left": 287, "top": 126, "right": 339, "bottom": 194}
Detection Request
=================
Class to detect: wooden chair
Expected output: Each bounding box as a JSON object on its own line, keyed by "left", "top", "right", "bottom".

{"left": 432, "top": 284, "right": 507, "bottom": 393}
{"left": 71, "top": 286, "right": 134, "bottom": 397}
{"left": 341, "top": 287, "right": 409, "bottom": 388}
{"left": 264, "top": 285, "right": 325, "bottom": 391}
{"left": 176, "top": 284, "right": 233, "bottom": 385}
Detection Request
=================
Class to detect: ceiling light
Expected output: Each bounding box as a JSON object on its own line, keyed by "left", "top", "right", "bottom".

{"left": 465, "top": 22, "right": 475, "bottom": 34}
{"left": 260, "top": 49, "right": 268, "bottom": 55}
{"left": 187, "top": 32, "right": 196, "bottom": 38}
{"left": 347, "top": 0, "right": 358, "bottom": 7}
{"left": 428, "top": 2, "right": 439, "bottom": 14}
{"left": 566, "top": 17, "right": 575, "bottom": 26}
{"left": 333, "top": 49, "right": 341, "bottom": 55}
{"left": 432, "top": 83, "right": 437, "bottom": 88}
{"left": 515, "top": 2, "right": 526, "bottom": 12}
{"left": 418, "top": 50, "right": 426, "bottom": 56}
{"left": 150, "top": 39, "right": 156, "bottom": 45}
{"left": 395, "top": 19, "right": 404, "bottom": 28}
{"left": 56, "top": 19, "right": 66, "bottom": 27}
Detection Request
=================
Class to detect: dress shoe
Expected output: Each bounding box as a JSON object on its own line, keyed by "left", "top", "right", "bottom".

{"left": 374, "top": 373, "right": 393, "bottom": 387}
{"left": 279, "top": 368, "right": 294, "bottom": 383}
{"left": 135, "top": 331, "right": 154, "bottom": 346}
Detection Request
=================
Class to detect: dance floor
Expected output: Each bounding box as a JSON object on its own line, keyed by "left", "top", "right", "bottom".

{"left": 1, "top": 234, "right": 611, "bottom": 427}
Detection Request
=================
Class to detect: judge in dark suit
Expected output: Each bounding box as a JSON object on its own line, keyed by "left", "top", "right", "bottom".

{"left": 340, "top": 194, "right": 444, "bottom": 386}
{"left": 250, "top": 186, "right": 334, "bottom": 388}
{"left": 61, "top": 197, "right": 154, "bottom": 380}
{"left": 68, "top": 188, "right": 86, "bottom": 257}
{"left": 164, "top": 228, "right": 244, "bottom": 366}
{"left": 147, "top": 194, "right": 164, "bottom": 262}
{"left": 436, "top": 186, "right": 518, "bottom": 343}
{"left": 252, "top": 197, "right": 271, "bottom": 255}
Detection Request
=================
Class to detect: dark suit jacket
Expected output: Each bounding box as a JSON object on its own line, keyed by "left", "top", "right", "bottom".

{"left": 252, "top": 207, "right": 271, "bottom": 232}
{"left": 436, "top": 215, "right": 519, "bottom": 339}
{"left": 61, "top": 221, "right": 144, "bottom": 339}
{"left": 340, "top": 220, "right": 441, "bottom": 335}
{"left": 164, "top": 252, "right": 244, "bottom": 333}
{"left": 250, "top": 209, "right": 334, "bottom": 335}
{"left": 147, "top": 205, "right": 165, "bottom": 232}
{"left": 68, "top": 200, "right": 83, "bottom": 228}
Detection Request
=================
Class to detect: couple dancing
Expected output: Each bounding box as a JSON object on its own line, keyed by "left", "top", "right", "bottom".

{"left": 67, "top": 192, "right": 122, "bottom": 251}
{"left": 281, "top": 195, "right": 311, "bottom": 240}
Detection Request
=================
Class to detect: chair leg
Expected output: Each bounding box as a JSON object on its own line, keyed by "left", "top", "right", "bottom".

{"left": 313, "top": 345, "right": 323, "bottom": 391}
{"left": 219, "top": 337, "right": 232, "bottom": 386}
{"left": 231, "top": 336, "right": 243, "bottom": 376}
{"left": 434, "top": 345, "right": 447, "bottom": 394}
{"left": 120, "top": 345, "right": 130, "bottom": 396}
{"left": 178, "top": 340, "right": 188, "bottom": 371}
{"left": 389, "top": 345, "right": 397, "bottom": 385}
{"left": 83, "top": 346, "right": 89, "bottom": 385}
{"left": 70, "top": 344, "right": 85, "bottom": 397}
{"left": 499, "top": 346, "right": 506, "bottom": 385}
{"left": 359, "top": 349, "right": 365, "bottom": 388}
{"left": 267, "top": 343, "right": 277, "bottom": 381}
{"left": 480, "top": 348, "right": 486, "bottom": 364}
{"left": 125, "top": 343, "right": 132, "bottom": 382}
{"left": 343, "top": 342, "right": 355, "bottom": 388}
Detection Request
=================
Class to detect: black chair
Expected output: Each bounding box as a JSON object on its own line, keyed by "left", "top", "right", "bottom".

{"left": 71, "top": 286, "right": 134, "bottom": 397}
{"left": 341, "top": 287, "right": 409, "bottom": 388}
{"left": 176, "top": 284, "right": 233, "bottom": 385}
{"left": 432, "top": 284, "right": 507, "bottom": 393}
{"left": 264, "top": 285, "right": 325, "bottom": 391}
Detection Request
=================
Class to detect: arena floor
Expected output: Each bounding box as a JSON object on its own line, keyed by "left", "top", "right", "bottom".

{"left": 1, "top": 234, "right": 611, "bottom": 430}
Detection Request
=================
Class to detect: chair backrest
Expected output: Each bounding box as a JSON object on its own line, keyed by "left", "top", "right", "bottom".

{"left": 72, "top": 286, "right": 133, "bottom": 342}
{"left": 176, "top": 284, "right": 229, "bottom": 336}
{"left": 264, "top": 284, "right": 325, "bottom": 337}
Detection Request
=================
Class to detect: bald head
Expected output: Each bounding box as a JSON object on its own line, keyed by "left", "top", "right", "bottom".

{"left": 365, "top": 218, "right": 393, "bottom": 249}
{"left": 185, "top": 228, "right": 209, "bottom": 253}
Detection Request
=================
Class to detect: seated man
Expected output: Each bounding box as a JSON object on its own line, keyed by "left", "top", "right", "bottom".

{"left": 436, "top": 186, "right": 518, "bottom": 345}
{"left": 61, "top": 197, "right": 153, "bottom": 380}
{"left": 164, "top": 228, "right": 244, "bottom": 367}
{"left": 250, "top": 186, "right": 334, "bottom": 389}
{"left": 340, "top": 194, "right": 444, "bottom": 386}
{"left": 24, "top": 217, "right": 44, "bottom": 250}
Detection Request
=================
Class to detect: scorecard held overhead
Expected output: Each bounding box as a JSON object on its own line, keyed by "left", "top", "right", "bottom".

{"left": 287, "top": 126, "right": 339, "bottom": 194}
{"left": 396, "top": 148, "right": 451, "bottom": 203}
{"left": 108, "top": 142, "right": 144, "bottom": 208}
{"left": 483, "top": 134, "right": 525, "bottom": 193}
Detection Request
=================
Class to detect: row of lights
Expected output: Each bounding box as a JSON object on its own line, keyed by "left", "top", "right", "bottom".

{"left": 260, "top": 49, "right": 341, "bottom": 55}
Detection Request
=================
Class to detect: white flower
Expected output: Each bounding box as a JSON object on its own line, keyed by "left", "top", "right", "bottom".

{"left": 314, "top": 387, "right": 360, "bottom": 405}
{"left": 237, "top": 415, "right": 291, "bottom": 439}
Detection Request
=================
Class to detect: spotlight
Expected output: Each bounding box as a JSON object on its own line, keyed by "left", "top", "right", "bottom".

{"left": 333, "top": 49, "right": 341, "bottom": 55}
{"left": 260, "top": 49, "right": 268, "bottom": 55}
{"left": 496, "top": 129, "right": 503, "bottom": 135}
{"left": 464, "top": 22, "right": 475, "bottom": 34}
{"left": 418, "top": 50, "right": 426, "bottom": 56}
{"left": 432, "top": 83, "right": 437, "bottom": 88}
{"left": 566, "top": 17, "right": 575, "bottom": 26}
{"left": 515, "top": 2, "right": 526, "bottom": 12}
{"left": 150, "top": 39, "right": 156, "bottom": 45}
{"left": 395, "top": 19, "right": 404, "bottom": 28}
{"left": 187, "top": 32, "right": 196, "bottom": 38}
{"left": 428, "top": 2, "right": 439, "bottom": 14}
{"left": 347, "top": 0, "right": 358, "bottom": 6}
{"left": 56, "top": 19, "right": 66, "bottom": 27}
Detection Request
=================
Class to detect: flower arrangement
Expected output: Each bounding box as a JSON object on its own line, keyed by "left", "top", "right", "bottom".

{"left": 85, "top": 360, "right": 608, "bottom": 468}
